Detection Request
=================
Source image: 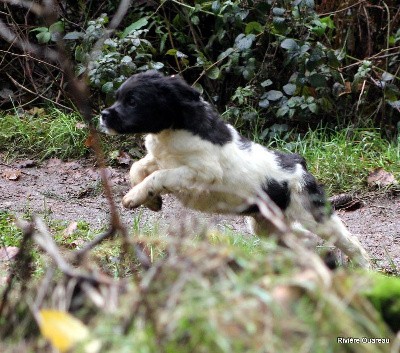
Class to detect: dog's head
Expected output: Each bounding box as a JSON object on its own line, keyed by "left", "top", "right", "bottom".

{"left": 100, "top": 71, "right": 201, "bottom": 135}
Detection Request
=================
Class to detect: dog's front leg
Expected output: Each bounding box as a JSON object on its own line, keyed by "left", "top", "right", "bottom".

{"left": 122, "top": 167, "right": 197, "bottom": 209}
{"left": 129, "top": 154, "right": 162, "bottom": 211}
{"left": 129, "top": 154, "right": 159, "bottom": 186}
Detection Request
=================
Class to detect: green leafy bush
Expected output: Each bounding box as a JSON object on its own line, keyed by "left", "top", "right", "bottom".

{"left": 63, "top": 14, "right": 164, "bottom": 102}
{"left": 2, "top": 0, "right": 399, "bottom": 138}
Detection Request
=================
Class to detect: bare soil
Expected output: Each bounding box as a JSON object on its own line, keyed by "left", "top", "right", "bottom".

{"left": 1, "top": 156, "right": 399, "bottom": 270}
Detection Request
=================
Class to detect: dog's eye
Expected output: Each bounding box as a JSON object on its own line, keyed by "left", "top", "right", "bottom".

{"left": 128, "top": 95, "right": 137, "bottom": 107}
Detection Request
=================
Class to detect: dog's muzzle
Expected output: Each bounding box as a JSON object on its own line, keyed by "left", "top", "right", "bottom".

{"left": 99, "top": 110, "right": 118, "bottom": 135}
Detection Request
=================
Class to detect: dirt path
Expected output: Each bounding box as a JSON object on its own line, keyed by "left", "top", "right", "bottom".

{"left": 1, "top": 156, "right": 399, "bottom": 270}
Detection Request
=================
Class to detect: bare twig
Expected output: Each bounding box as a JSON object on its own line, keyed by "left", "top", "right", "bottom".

{"left": 33, "top": 217, "right": 114, "bottom": 284}
{"left": 0, "top": 0, "right": 44, "bottom": 16}
{"left": 6, "top": 73, "right": 73, "bottom": 111}
{"left": 73, "top": 226, "right": 116, "bottom": 263}
{"left": 0, "top": 18, "right": 60, "bottom": 61}
{"left": 318, "top": 0, "right": 367, "bottom": 17}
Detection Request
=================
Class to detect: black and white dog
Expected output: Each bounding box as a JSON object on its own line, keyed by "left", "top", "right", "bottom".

{"left": 100, "top": 70, "right": 371, "bottom": 268}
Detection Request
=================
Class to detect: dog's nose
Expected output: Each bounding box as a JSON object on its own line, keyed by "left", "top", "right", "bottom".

{"left": 99, "top": 110, "right": 118, "bottom": 135}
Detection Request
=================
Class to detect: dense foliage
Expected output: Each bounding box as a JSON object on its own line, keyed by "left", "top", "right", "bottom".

{"left": 1, "top": 0, "right": 399, "bottom": 139}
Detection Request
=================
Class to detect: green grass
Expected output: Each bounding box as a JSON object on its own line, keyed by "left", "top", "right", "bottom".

{"left": 0, "top": 109, "right": 89, "bottom": 160}
{"left": 1, "top": 210, "right": 400, "bottom": 352}
{"left": 0, "top": 109, "right": 141, "bottom": 162}
{"left": 0, "top": 211, "right": 22, "bottom": 247}
{"left": 269, "top": 128, "right": 400, "bottom": 194}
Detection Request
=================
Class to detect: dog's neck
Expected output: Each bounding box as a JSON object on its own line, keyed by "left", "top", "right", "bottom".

{"left": 146, "top": 129, "right": 176, "bottom": 144}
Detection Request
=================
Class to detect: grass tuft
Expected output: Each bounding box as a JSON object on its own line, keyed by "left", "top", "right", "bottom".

{"left": 0, "top": 109, "right": 89, "bottom": 160}
{"left": 269, "top": 127, "right": 400, "bottom": 194}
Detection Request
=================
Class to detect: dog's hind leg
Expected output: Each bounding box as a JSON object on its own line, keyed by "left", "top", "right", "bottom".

{"left": 309, "top": 214, "right": 371, "bottom": 269}
{"left": 250, "top": 213, "right": 370, "bottom": 268}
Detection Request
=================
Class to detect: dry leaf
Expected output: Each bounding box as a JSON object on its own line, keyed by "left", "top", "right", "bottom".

{"left": 109, "top": 150, "right": 131, "bottom": 165}
{"left": 338, "top": 81, "right": 352, "bottom": 96}
{"left": 116, "top": 150, "right": 131, "bottom": 165}
{"left": 38, "top": 309, "right": 100, "bottom": 353}
{"left": 367, "top": 168, "right": 398, "bottom": 187}
{"left": 84, "top": 133, "right": 96, "bottom": 148}
{"left": 27, "top": 107, "right": 45, "bottom": 116}
{"left": 0, "top": 246, "right": 19, "bottom": 261}
{"left": 3, "top": 169, "right": 21, "bottom": 181}
{"left": 75, "top": 122, "right": 87, "bottom": 129}
{"left": 65, "top": 239, "right": 85, "bottom": 249}
{"left": 63, "top": 221, "right": 78, "bottom": 237}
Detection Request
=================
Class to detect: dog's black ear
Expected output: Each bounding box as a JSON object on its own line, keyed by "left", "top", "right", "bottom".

{"left": 168, "top": 75, "right": 201, "bottom": 102}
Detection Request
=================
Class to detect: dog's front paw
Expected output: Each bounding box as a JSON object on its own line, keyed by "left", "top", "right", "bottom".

{"left": 122, "top": 187, "right": 147, "bottom": 209}
{"left": 122, "top": 194, "right": 139, "bottom": 209}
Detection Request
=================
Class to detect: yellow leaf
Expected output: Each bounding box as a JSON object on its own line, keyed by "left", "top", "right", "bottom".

{"left": 38, "top": 309, "right": 89, "bottom": 352}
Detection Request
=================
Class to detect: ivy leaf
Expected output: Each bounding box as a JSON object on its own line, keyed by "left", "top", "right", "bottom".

{"left": 382, "top": 72, "right": 394, "bottom": 81}
{"left": 308, "top": 103, "right": 318, "bottom": 113}
{"left": 191, "top": 16, "right": 200, "bottom": 25}
{"left": 281, "top": 38, "right": 299, "bottom": 52}
{"left": 321, "top": 15, "right": 335, "bottom": 29}
{"left": 121, "top": 56, "right": 132, "bottom": 64}
{"left": 283, "top": 83, "right": 296, "bottom": 95}
{"left": 166, "top": 49, "right": 188, "bottom": 59}
{"left": 36, "top": 31, "right": 51, "bottom": 44}
{"left": 261, "top": 79, "right": 273, "bottom": 87}
{"left": 217, "top": 47, "right": 234, "bottom": 61}
{"left": 306, "top": 57, "right": 322, "bottom": 71}
{"left": 211, "top": 1, "right": 221, "bottom": 12}
{"left": 245, "top": 21, "right": 263, "bottom": 34}
{"left": 300, "top": 44, "right": 310, "bottom": 54}
{"left": 193, "top": 83, "right": 204, "bottom": 94}
{"left": 276, "top": 105, "right": 289, "bottom": 117}
{"left": 327, "top": 51, "right": 340, "bottom": 68}
{"left": 206, "top": 66, "right": 220, "bottom": 80}
{"left": 31, "top": 27, "right": 48, "bottom": 33}
{"left": 273, "top": 16, "right": 287, "bottom": 33}
{"left": 149, "top": 62, "right": 164, "bottom": 70}
{"left": 259, "top": 98, "right": 270, "bottom": 108}
{"left": 122, "top": 17, "right": 148, "bottom": 38}
{"left": 310, "top": 20, "right": 326, "bottom": 36}
{"left": 308, "top": 74, "right": 327, "bottom": 88}
{"left": 235, "top": 34, "right": 256, "bottom": 51}
{"left": 266, "top": 90, "right": 283, "bottom": 101}
{"left": 64, "top": 31, "right": 84, "bottom": 40}
{"left": 49, "top": 21, "right": 64, "bottom": 34}
{"left": 102, "top": 82, "right": 114, "bottom": 93}
{"left": 272, "top": 7, "right": 285, "bottom": 16}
